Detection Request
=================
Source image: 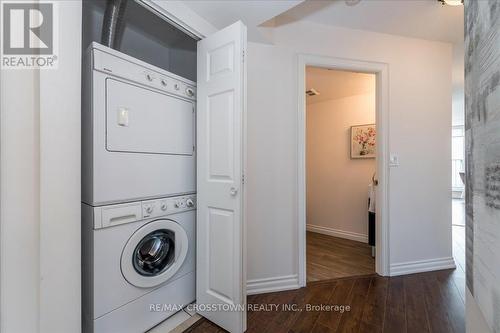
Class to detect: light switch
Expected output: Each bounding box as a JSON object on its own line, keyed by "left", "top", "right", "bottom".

{"left": 389, "top": 153, "right": 399, "bottom": 167}
{"left": 117, "top": 108, "right": 129, "bottom": 127}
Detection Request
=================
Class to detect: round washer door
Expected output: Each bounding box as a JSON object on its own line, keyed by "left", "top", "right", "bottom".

{"left": 121, "top": 219, "right": 188, "bottom": 288}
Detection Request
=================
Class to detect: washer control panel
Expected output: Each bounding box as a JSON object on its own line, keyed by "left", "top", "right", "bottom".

{"left": 92, "top": 194, "right": 196, "bottom": 229}
{"left": 142, "top": 194, "right": 196, "bottom": 219}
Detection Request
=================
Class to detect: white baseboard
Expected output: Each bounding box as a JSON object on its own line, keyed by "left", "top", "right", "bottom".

{"left": 390, "top": 257, "right": 456, "bottom": 276}
{"left": 306, "top": 224, "right": 368, "bottom": 243}
{"left": 246, "top": 275, "right": 300, "bottom": 295}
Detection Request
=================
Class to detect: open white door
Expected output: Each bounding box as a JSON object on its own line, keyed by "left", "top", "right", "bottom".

{"left": 196, "top": 21, "right": 247, "bottom": 333}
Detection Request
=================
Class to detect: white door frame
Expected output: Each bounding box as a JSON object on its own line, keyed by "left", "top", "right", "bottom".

{"left": 297, "top": 54, "right": 390, "bottom": 286}
{"left": 136, "top": 0, "right": 216, "bottom": 40}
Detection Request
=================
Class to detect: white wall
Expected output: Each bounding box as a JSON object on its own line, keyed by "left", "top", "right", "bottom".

{"left": 452, "top": 43, "right": 464, "bottom": 127}
{"left": 306, "top": 92, "right": 376, "bottom": 240}
{"left": 0, "top": 61, "right": 40, "bottom": 333}
{"left": 0, "top": 1, "right": 82, "bottom": 332}
{"left": 452, "top": 91, "right": 465, "bottom": 127}
{"left": 246, "top": 20, "right": 453, "bottom": 284}
{"left": 38, "top": 1, "right": 82, "bottom": 331}
{"left": 246, "top": 45, "right": 298, "bottom": 284}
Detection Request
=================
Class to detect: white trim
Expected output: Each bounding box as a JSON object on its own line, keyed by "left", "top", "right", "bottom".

{"left": 246, "top": 275, "right": 300, "bottom": 295}
{"left": 297, "top": 54, "right": 390, "bottom": 287}
{"left": 306, "top": 225, "right": 368, "bottom": 243}
{"left": 242, "top": 23, "right": 248, "bottom": 332}
{"left": 135, "top": 0, "right": 217, "bottom": 40}
{"left": 390, "top": 257, "right": 456, "bottom": 276}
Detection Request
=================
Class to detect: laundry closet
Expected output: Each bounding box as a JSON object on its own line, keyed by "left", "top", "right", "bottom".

{"left": 81, "top": 1, "right": 247, "bottom": 333}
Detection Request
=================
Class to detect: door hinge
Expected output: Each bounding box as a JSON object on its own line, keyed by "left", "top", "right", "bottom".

{"left": 242, "top": 174, "right": 245, "bottom": 184}
{"left": 242, "top": 50, "right": 245, "bottom": 63}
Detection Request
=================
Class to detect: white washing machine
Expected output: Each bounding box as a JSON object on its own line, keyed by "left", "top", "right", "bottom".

{"left": 82, "top": 194, "right": 196, "bottom": 333}
{"left": 82, "top": 42, "right": 196, "bottom": 206}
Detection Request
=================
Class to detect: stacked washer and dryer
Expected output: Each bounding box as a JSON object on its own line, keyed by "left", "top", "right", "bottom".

{"left": 82, "top": 42, "right": 197, "bottom": 333}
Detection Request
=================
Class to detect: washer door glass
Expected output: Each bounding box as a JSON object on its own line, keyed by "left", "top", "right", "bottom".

{"left": 133, "top": 229, "right": 175, "bottom": 276}
{"left": 121, "top": 219, "right": 189, "bottom": 288}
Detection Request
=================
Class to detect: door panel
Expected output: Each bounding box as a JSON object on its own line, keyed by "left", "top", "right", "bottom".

{"left": 208, "top": 91, "right": 234, "bottom": 181}
{"left": 207, "top": 42, "right": 235, "bottom": 79}
{"left": 197, "top": 21, "right": 247, "bottom": 333}
{"left": 208, "top": 207, "right": 234, "bottom": 302}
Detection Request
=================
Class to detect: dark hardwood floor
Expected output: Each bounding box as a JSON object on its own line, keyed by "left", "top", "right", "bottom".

{"left": 307, "top": 231, "right": 375, "bottom": 282}
{"left": 185, "top": 226, "right": 466, "bottom": 333}
{"left": 185, "top": 269, "right": 465, "bottom": 333}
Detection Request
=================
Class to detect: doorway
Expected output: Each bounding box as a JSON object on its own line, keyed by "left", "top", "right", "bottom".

{"left": 305, "top": 67, "right": 376, "bottom": 282}
{"left": 297, "top": 55, "right": 390, "bottom": 286}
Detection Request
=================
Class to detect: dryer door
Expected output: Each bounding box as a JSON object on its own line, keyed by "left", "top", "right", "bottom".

{"left": 106, "top": 78, "right": 195, "bottom": 155}
{"left": 121, "top": 219, "right": 188, "bottom": 288}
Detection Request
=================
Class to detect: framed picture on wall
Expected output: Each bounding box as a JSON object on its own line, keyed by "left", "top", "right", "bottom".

{"left": 351, "top": 124, "right": 376, "bottom": 159}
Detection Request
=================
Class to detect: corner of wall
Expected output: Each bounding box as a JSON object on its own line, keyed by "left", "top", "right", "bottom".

{"left": 466, "top": 288, "right": 492, "bottom": 333}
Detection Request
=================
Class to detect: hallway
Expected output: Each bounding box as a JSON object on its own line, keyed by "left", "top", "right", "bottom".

{"left": 306, "top": 232, "right": 375, "bottom": 282}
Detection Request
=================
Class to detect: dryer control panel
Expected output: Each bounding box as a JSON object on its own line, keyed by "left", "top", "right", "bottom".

{"left": 92, "top": 44, "right": 196, "bottom": 101}
{"left": 93, "top": 194, "right": 196, "bottom": 230}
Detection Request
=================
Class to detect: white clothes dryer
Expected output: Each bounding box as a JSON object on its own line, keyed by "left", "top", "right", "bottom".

{"left": 82, "top": 42, "right": 197, "bottom": 206}
{"left": 82, "top": 194, "right": 196, "bottom": 333}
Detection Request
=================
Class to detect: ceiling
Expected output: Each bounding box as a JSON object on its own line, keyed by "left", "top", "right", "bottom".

{"left": 182, "top": 0, "right": 304, "bottom": 43}
{"left": 182, "top": 0, "right": 463, "bottom": 45}
{"left": 306, "top": 67, "right": 375, "bottom": 105}
{"left": 275, "top": 0, "right": 464, "bottom": 45}
{"left": 183, "top": 0, "right": 464, "bottom": 96}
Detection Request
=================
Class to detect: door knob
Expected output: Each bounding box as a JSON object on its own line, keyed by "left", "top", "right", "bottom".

{"left": 230, "top": 187, "right": 238, "bottom": 196}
